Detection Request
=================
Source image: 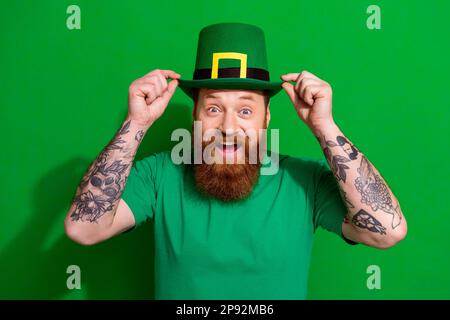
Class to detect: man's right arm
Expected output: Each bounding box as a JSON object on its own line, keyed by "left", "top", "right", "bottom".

{"left": 64, "top": 118, "right": 148, "bottom": 245}
{"left": 64, "top": 69, "right": 180, "bottom": 245}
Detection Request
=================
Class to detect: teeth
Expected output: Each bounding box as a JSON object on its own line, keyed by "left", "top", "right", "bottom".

{"left": 214, "top": 139, "right": 243, "bottom": 148}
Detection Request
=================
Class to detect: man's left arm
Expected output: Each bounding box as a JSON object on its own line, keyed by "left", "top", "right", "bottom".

{"left": 281, "top": 71, "right": 407, "bottom": 249}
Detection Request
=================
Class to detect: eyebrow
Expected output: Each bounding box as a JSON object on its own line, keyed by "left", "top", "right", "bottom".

{"left": 204, "top": 93, "right": 257, "bottom": 101}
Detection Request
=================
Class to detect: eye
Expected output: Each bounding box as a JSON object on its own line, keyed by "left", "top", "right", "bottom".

{"left": 207, "top": 106, "right": 220, "bottom": 113}
{"left": 239, "top": 108, "right": 252, "bottom": 116}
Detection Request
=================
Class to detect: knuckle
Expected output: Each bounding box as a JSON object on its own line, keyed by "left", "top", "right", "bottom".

{"left": 304, "top": 86, "right": 311, "bottom": 94}
{"left": 142, "top": 76, "right": 157, "bottom": 86}
{"left": 157, "top": 74, "right": 166, "bottom": 84}
{"left": 147, "top": 69, "right": 160, "bottom": 78}
{"left": 146, "top": 76, "right": 157, "bottom": 83}
{"left": 153, "top": 88, "right": 163, "bottom": 98}
{"left": 129, "top": 82, "right": 138, "bottom": 92}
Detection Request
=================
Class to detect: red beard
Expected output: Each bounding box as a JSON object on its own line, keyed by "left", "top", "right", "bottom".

{"left": 192, "top": 137, "right": 262, "bottom": 202}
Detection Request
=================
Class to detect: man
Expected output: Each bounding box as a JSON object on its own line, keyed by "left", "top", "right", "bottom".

{"left": 64, "top": 23, "right": 407, "bottom": 299}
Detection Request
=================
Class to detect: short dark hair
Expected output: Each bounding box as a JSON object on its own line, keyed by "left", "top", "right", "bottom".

{"left": 192, "top": 88, "right": 270, "bottom": 109}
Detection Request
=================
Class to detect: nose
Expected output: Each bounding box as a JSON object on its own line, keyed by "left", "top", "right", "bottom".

{"left": 220, "top": 110, "right": 238, "bottom": 133}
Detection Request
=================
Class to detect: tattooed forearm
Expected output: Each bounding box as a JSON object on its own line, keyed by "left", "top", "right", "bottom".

{"left": 314, "top": 125, "right": 405, "bottom": 237}
{"left": 351, "top": 209, "right": 387, "bottom": 235}
{"left": 315, "top": 133, "right": 359, "bottom": 182}
{"left": 70, "top": 120, "right": 143, "bottom": 223}
{"left": 355, "top": 156, "right": 402, "bottom": 229}
{"left": 71, "top": 160, "right": 129, "bottom": 222}
{"left": 135, "top": 130, "right": 144, "bottom": 143}
{"left": 339, "top": 189, "right": 354, "bottom": 209}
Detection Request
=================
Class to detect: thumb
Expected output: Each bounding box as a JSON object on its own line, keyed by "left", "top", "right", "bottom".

{"left": 282, "top": 82, "right": 296, "bottom": 105}
{"left": 158, "top": 79, "right": 178, "bottom": 104}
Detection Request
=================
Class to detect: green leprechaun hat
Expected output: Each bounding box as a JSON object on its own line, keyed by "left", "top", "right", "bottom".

{"left": 178, "top": 22, "right": 283, "bottom": 99}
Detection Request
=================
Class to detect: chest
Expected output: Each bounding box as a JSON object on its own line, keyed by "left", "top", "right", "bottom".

{"left": 154, "top": 175, "right": 315, "bottom": 272}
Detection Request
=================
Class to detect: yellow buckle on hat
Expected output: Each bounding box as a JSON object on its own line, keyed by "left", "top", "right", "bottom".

{"left": 211, "top": 52, "right": 247, "bottom": 79}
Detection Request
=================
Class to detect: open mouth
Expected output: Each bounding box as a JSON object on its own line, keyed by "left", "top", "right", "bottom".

{"left": 217, "top": 140, "right": 243, "bottom": 154}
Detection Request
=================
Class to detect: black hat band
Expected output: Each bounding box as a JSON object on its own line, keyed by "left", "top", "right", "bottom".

{"left": 193, "top": 67, "right": 270, "bottom": 81}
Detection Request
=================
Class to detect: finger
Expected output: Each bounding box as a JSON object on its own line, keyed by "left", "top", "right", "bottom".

{"left": 299, "top": 70, "right": 321, "bottom": 81}
{"left": 296, "top": 77, "right": 322, "bottom": 97}
{"left": 282, "top": 71, "right": 323, "bottom": 84}
{"left": 143, "top": 70, "right": 178, "bottom": 97}
{"left": 148, "top": 87, "right": 159, "bottom": 104}
{"left": 155, "top": 74, "right": 168, "bottom": 92}
{"left": 301, "top": 85, "right": 323, "bottom": 106}
{"left": 281, "top": 82, "right": 297, "bottom": 105}
{"left": 133, "top": 84, "right": 158, "bottom": 105}
{"left": 156, "top": 79, "right": 179, "bottom": 105}
{"left": 160, "top": 69, "right": 181, "bottom": 79}
{"left": 142, "top": 69, "right": 161, "bottom": 78}
{"left": 280, "top": 73, "right": 301, "bottom": 83}
{"left": 142, "top": 69, "right": 181, "bottom": 80}
{"left": 141, "top": 75, "right": 164, "bottom": 97}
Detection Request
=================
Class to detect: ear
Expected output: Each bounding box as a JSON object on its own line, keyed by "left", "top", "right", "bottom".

{"left": 192, "top": 104, "right": 197, "bottom": 119}
{"left": 265, "top": 102, "right": 271, "bottom": 128}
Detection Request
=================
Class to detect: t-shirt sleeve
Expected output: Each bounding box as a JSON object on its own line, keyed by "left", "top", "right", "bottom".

{"left": 313, "top": 160, "right": 358, "bottom": 245}
{"left": 121, "top": 154, "right": 159, "bottom": 229}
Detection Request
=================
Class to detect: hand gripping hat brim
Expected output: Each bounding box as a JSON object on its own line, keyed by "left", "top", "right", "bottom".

{"left": 178, "top": 22, "right": 283, "bottom": 99}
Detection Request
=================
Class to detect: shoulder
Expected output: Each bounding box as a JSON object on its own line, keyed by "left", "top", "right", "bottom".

{"left": 279, "top": 153, "right": 325, "bottom": 168}
{"left": 277, "top": 153, "right": 328, "bottom": 174}
{"left": 273, "top": 152, "right": 330, "bottom": 186}
{"left": 133, "top": 150, "right": 179, "bottom": 178}
{"left": 137, "top": 149, "right": 174, "bottom": 165}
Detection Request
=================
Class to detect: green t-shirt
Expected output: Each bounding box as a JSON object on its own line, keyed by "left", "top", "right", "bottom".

{"left": 121, "top": 150, "right": 353, "bottom": 299}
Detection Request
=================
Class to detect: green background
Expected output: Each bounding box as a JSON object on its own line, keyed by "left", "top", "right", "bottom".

{"left": 1, "top": 0, "right": 449, "bottom": 299}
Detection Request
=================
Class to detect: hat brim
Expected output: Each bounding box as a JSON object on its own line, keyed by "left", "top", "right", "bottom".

{"left": 178, "top": 78, "right": 284, "bottom": 99}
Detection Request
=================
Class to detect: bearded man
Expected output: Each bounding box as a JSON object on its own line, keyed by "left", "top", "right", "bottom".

{"left": 64, "top": 23, "right": 407, "bottom": 299}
